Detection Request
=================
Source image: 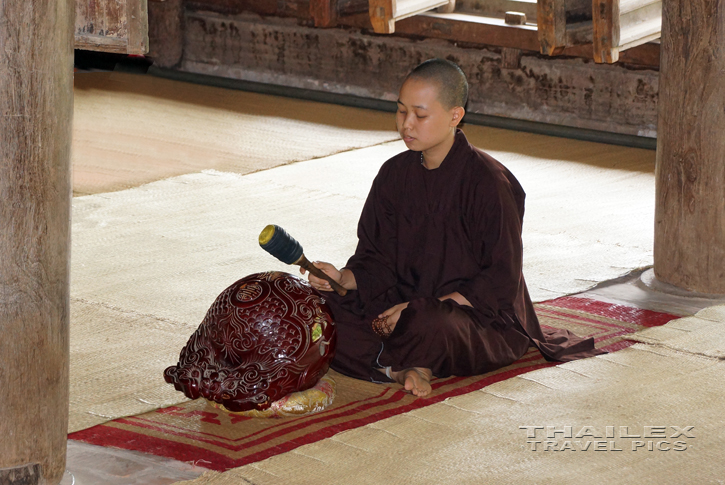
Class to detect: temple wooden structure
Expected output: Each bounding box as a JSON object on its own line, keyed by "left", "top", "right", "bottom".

{"left": 1, "top": 1, "right": 74, "bottom": 484}
{"left": 1, "top": 0, "right": 723, "bottom": 483}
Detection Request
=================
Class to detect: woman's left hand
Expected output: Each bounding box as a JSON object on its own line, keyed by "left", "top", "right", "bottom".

{"left": 379, "top": 302, "right": 410, "bottom": 327}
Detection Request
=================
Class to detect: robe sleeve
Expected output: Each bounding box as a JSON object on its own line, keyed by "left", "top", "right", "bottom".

{"left": 456, "top": 170, "right": 525, "bottom": 318}
{"left": 343, "top": 165, "right": 399, "bottom": 305}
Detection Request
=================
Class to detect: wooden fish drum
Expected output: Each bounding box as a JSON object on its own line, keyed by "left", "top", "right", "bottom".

{"left": 164, "top": 272, "right": 336, "bottom": 412}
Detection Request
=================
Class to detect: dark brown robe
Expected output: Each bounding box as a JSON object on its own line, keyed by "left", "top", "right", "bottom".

{"left": 327, "top": 130, "right": 602, "bottom": 382}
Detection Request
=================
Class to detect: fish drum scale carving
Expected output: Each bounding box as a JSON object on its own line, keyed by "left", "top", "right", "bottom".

{"left": 164, "top": 272, "right": 336, "bottom": 412}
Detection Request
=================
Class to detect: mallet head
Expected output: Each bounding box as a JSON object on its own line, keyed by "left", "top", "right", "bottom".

{"left": 259, "top": 224, "right": 304, "bottom": 265}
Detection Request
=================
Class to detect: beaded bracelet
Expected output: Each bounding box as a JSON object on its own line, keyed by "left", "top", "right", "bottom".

{"left": 371, "top": 315, "right": 394, "bottom": 339}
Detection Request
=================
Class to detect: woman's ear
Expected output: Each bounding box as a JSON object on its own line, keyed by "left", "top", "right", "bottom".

{"left": 450, "top": 106, "right": 465, "bottom": 127}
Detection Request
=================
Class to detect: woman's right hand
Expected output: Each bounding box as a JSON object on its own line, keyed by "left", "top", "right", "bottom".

{"left": 300, "top": 261, "right": 342, "bottom": 292}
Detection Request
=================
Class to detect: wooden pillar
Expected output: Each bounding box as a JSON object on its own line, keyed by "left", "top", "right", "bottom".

{"left": 310, "top": 0, "right": 339, "bottom": 27}
{"left": 148, "top": 0, "right": 184, "bottom": 68}
{"left": 0, "top": 1, "right": 74, "bottom": 484}
{"left": 654, "top": 0, "right": 725, "bottom": 293}
{"left": 593, "top": 0, "right": 620, "bottom": 63}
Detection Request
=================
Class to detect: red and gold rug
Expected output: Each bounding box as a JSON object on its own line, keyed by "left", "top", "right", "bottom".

{"left": 68, "top": 297, "right": 678, "bottom": 471}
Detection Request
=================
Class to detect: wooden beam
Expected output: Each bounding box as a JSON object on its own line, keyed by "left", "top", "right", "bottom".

{"left": 438, "top": 0, "right": 457, "bottom": 13}
{"left": 149, "top": 0, "right": 184, "bottom": 68}
{"left": 370, "top": 0, "right": 396, "bottom": 33}
{"left": 338, "top": 0, "right": 369, "bottom": 16}
{"left": 395, "top": 0, "right": 449, "bottom": 17}
{"left": 594, "top": 0, "right": 661, "bottom": 63}
{"left": 504, "top": 11, "right": 528, "bottom": 25}
{"left": 617, "top": 41, "right": 659, "bottom": 66}
{"left": 395, "top": 12, "right": 540, "bottom": 51}
{"left": 564, "top": 39, "right": 659, "bottom": 66}
{"left": 311, "top": 0, "right": 339, "bottom": 27}
{"left": 337, "top": 10, "right": 658, "bottom": 67}
{"left": 620, "top": 0, "right": 659, "bottom": 14}
{"left": 75, "top": 0, "right": 149, "bottom": 54}
{"left": 369, "top": 0, "right": 449, "bottom": 33}
{"left": 128, "top": 0, "right": 150, "bottom": 54}
{"left": 654, "top": 0, "right": 725, "bottom": 293}
{"left": 537, "top": 0, "right": 566, "bottom": 55}
{"left": 618, "top": 1, "right": 661, "bottom": 49}
{"left": 566, "top": 20, "right": 594, "bottom": 45}
{"left": 566, "top": 0, "right": 592, "bottom": 19}
{"left": 593, "top": 0, "right": 620, "bottom": 63}
{"left": 185, "top": 0, "right": 312, "bottom": 18}
{"left": 0, "top": 0, "right": 74, "bottom": 483}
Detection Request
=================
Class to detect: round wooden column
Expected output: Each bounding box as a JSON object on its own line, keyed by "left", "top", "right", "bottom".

{"left": 654, "top": 0, "right": 725, "bottom": 294}
{"left": 0, "top": 1, "right": 74, "bottom": 484}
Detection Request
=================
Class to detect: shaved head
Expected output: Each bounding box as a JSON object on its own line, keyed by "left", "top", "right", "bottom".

{"left": 405, "top": 58, "right": 468, "bottom": 110}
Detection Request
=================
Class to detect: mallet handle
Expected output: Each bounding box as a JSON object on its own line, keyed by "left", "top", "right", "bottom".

{"left": 297, "top": 255, "right": 348, "bottom": 296}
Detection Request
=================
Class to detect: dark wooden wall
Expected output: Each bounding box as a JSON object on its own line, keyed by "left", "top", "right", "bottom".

{"left": 147, "top": 0, "right": 660, "bottom": 137}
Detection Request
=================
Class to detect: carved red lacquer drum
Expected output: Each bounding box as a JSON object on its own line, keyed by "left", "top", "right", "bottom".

{"left": 164, "top": 272, "right": 336, "bottom": 412}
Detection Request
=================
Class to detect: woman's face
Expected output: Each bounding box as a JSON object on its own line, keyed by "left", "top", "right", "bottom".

{"left": 396, "top": 77, "right": 459, "bottom": 153}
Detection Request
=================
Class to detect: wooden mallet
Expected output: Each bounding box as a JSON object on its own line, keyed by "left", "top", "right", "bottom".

{"left": 258, "top": 225, "right": 348, "bottom": 296}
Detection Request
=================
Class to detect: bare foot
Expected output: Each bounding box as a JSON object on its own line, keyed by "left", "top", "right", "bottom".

{"left": 379, "top": 367, "right": 432, "bottom": 398}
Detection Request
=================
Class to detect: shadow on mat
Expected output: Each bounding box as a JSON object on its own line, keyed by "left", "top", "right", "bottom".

{"left": 74, "top": 71, "right": 398, "bottom": 133}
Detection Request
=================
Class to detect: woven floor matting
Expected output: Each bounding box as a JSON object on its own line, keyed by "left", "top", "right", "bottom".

{"left": 629, "top": 304, "right": 725, "bottom": 359}
{"left": 68, "top": 297, "right": 677, "bottom": 471}
{"left": 177, "top": 342, "right": 725, "bottom": 485}
{"left": 68, "top": 120, "right": 657, "bottom": 434}
{"left": 72, "top": 71, "right": 398, "bottom": 195}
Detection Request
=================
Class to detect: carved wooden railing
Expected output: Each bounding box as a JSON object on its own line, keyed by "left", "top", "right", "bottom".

{"left": 311, "top": 0, "right": 371, "bottom": 27}
{"left": 593, "top": 0, "right": 662, "bottom": 63}
{"left": 74, "top": 0, "right": 659, "bottom": 64}
{"left": 538, "top": 0, "right": 661, "bottom": 62}
{"left": 368, "top": 0, "right": 456, "bottom": 33}
{"left": 537, "top": 0, "right": 590, "bottom": 55}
